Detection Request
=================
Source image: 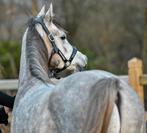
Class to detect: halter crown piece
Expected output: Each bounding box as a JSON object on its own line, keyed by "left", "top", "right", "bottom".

{"left": 34, "top": 16, "right": 77, "bottom": 78}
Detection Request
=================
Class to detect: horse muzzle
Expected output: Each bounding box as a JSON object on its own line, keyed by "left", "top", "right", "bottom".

{"left": 76, "top": 65, "right": 86, "bottom": 72}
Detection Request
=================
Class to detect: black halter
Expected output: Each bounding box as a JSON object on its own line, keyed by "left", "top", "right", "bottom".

{"left": 34, "top": 16, "right": 77, "bottom": 78}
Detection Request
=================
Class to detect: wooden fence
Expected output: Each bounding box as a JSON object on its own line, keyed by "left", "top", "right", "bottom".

{"left": 1, "top": 58, "right": 147, "bottom": 93}
{"left": 0, "top": 58, "right": 147, "bottom": 99}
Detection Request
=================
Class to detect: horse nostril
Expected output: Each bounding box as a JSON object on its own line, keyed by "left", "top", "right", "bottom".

{"left": 77, "top": 65, "right": 85, "bottom": 72}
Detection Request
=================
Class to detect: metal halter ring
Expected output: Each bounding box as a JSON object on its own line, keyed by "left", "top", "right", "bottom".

{"left": 48, "top": 33, "right": 55, "bottom": 42}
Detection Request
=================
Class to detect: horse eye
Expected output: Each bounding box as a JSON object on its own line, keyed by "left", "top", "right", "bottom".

{"left": 60, "top": 35, "right": 66, "bottom": 40}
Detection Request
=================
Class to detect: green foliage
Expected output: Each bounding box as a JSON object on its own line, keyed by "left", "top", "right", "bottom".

{"left": 79, "top": 46, "right": 129, "bottom": 74}
{"left": 80, "top": 47, "right": 108, "bottom": 71}
{"left": 0, "top": 41, "right": 20, "bottom": 79}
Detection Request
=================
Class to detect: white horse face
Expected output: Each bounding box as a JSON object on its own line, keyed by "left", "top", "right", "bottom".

{"left": 35, "top": 4, "right": 87, "bottom": 74}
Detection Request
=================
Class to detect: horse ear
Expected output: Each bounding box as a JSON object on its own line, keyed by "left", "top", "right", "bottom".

{"left": 37, "top": 5, "right": 45, "bottom": 17}
{"left": 45, "top": 3, "right": 54, "bottom": 21}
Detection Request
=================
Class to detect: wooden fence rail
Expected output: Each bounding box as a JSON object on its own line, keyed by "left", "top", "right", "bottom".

{"left": 141, "top": 74, "right": 147, "bottom": 85}
{"left": 0, "top": 79, "right": 18, "bottom": 90}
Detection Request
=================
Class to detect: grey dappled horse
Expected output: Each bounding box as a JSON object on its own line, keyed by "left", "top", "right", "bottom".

{"left": 11, "top": 4, "right": 145, "bottom": 133}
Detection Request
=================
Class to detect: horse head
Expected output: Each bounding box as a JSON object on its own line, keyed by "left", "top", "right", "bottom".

{"left": 31, "top": 4, "right": 87, "bottom": 78}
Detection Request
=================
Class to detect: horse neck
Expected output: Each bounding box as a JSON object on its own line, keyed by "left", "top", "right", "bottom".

{"left": 18, "top": 28, "right": 31, "bottom": 88}
{"left": 18, "top": 28, "right": 50, "bottom": 90}
{"left": 13, "top": 27, "right": 53, "bottom": 109}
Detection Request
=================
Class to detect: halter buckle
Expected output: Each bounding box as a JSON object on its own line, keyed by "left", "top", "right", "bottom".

{"left": 48, "top": 33, "right": 55, "bottom": 42}
{"left": 65, "top": 61, "right": 70, "bottom": 67}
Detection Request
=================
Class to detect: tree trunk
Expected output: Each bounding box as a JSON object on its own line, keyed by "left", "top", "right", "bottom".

{"left": 31, "top": 0, "right": 38, "bottom": 16}
{"left": 143, "top": 8, "right": 147, "bottom": 109}
{"left": 143, "top": 8, "right": 147, "bottom": 73}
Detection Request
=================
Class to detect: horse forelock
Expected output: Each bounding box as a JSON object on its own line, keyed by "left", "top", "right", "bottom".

{"left": 26, "top": 18, "right": 50, "bottom": 82}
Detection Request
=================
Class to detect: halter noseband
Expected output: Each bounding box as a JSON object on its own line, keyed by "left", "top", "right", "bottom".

{"left": 34, "top": 16, "right": 77, "bottom": 78}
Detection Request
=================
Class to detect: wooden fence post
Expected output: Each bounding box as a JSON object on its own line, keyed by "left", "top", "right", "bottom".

{"left": 128, "top": 58, "right": 144, "bottom": 103}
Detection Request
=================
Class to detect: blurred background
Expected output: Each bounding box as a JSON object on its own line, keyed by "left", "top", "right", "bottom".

{"left": 0, "top": 0, "right": 146, "bottom": 78}
{"left": 0, "top": 0, "right": 147, "bottom": 132}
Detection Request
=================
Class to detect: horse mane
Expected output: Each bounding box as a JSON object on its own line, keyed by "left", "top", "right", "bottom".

{"left": 26, "top": 18, "right": 49, "bottom": 82}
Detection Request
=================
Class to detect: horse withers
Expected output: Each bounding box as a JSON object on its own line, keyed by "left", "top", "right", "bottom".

{"left": 11, "top": 4, "right": 145, "bottom": 133}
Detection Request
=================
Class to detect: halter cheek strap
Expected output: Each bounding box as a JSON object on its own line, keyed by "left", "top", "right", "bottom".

{"left": 34, "top": 16, "right": 77, "bottom": 78}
